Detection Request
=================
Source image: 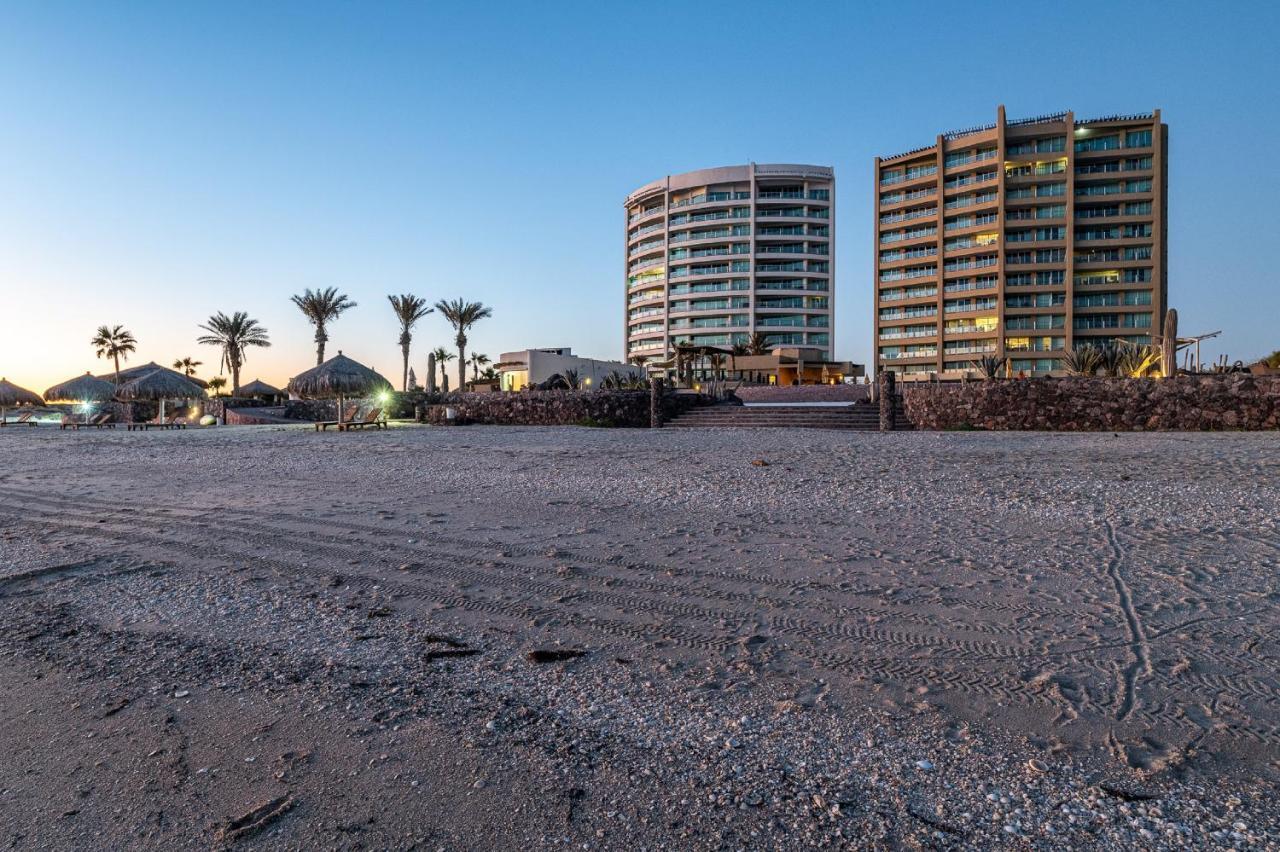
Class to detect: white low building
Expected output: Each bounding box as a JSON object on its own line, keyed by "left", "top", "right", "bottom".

{"left": 495, "top": 348, "right": 642, "bottom": 391}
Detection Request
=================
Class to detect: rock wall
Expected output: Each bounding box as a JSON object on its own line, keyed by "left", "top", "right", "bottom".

{"left": 902, "top": 375, "right": 1280, "bottom": 431}
{"left": 202, "top": 398, "right": 269, "bottom": 421}
{"left": 421, "top": 390, "right": 700, "bottom": 428}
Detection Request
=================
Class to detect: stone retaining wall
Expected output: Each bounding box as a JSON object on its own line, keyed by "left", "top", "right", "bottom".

{"left": 902, "top": 375, "right": 1280, "bottom": 431}
{"left": 422, "top": 390, "right": 700, "bottom": 428}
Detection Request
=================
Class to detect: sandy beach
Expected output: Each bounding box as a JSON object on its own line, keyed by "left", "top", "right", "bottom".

{"left": 0, "top": 424, "right": 1277, "bottom": 849}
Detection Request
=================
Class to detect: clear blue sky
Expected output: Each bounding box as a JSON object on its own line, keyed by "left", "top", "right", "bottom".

{"left": 2, "top": 1, "right": 1277, "bottom": 390}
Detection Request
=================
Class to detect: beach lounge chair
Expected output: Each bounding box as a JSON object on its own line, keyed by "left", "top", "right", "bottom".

{"left": 339, "top": 407, "right": 386, "bottom": 431}
{"left": 315, "top": 405, "right": 361, "bottom": 432}
{"left": 12, "top": 411, "right": 38, "bottom": 426}
{"left": 62, "top": 413, "right": 113, "bottom": 430}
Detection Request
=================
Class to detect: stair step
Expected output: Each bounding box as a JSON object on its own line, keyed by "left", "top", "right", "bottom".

{"left": 666, "top": 402, "right": 911, "bottom": 431}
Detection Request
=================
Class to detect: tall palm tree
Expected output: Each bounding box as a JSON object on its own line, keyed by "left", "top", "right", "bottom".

{"left": 291, "top": 287, "right": 356, "bottom": 365}
{"left": 196, "top": 311, "right": 271, "bottom": 394}
{"left": 469, "top": 352, "right": 491, "bottom": 382}
{"left": 747, "top": 332, "right": 770, "bottom": 356}
{"left": 430, "top": 346, "right": 455, "bottom": 389}
{"left": 91, "top": 325, "right": 137, "bottom": 385}
{"left": 434, "top": 299, "right": 492, "bottom": 390}
{"left": 207, "top": 377, "right": 228, "bottom": 397}
{"left": 387, "top": 294, "right": 434, "bottom": 391}
{"left": 172, "top": 356, "right": 202, "bottom": 378}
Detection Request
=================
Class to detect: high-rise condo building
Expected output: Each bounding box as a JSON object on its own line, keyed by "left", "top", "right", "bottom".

{"left": 625, "top": 164, "right": 835, "bottom": 366}
{"left": 874, "top": 106, "right": 1167, "bottom": 378}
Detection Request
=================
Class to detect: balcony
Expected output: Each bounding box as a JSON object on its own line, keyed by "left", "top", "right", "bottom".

{"left": 628, "top": 206, "right": 664, "bottom": 224}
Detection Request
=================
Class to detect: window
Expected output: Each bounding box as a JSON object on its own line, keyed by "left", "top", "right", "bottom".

{"left": 1036, "top": 270, "right": 1065, "bottom": 285}
{"left": 1005, "top": 336, "right": 1063, "bottom": 352}
{"left": 1010, "top": 358, "right": 1059, "bottom": 373}
{"left": 1125, "top": 180, "right": 1152, "bottom": 194}
{"left": 1006, "top": 292, "right": 1065, "bottom": 308}
{"left": 1006, "top": 314, "right": 1064, "bottom": 330}
{"left": 1075, "top": 134, "right": 1120, "bottom": 152}
{"left": 1123, "top": 224, "right": 1153, "bottom": 238}
{"left": 1123, "top": 268, "right": 1151, "bottom": 282}
{"left": 1073, "top": 313, "right": 1151, "bottom": 329}
{"left": 1035, "top": 227, "right": 1065, "bottom": 241}
{"left": 1125, "top": 129, "right": 1152, "bottom": 148}
{"left": 1124, "top": 246, "right": 1152, "bottom": 260}
{"left": 1124, "top": 202, "right": 1152, "bottom": 215}
{"left": 1035, "top": 204, "right": 1066, "bottom": 219}
{"left": 1078, "top": 226, "right": 1120, "bottom": 241}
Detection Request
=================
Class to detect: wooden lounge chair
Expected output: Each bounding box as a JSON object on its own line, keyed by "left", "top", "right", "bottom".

{"left": 62, "top": 413, "right": 113, "bottom": 431}
{"left": 315, "top": 405, "right": 361, "bottom": 432}
{"left": 12, "top": 411, "right": 38, "bottom": 426}
{"left": 339, "top": 407, "right": 386, "bottom": 431}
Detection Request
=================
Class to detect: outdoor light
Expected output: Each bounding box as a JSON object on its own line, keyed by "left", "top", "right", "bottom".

{"left": 378, "top": 390, "right": 391, "bottom": 404}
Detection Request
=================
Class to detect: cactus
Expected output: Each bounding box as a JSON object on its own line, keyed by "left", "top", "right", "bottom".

{"left": 1161, "top": 308, "right": 1178, "bottom": 378}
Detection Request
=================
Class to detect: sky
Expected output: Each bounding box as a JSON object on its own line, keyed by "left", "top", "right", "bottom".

{"left": 2, "top": 0, "right": 1278, "bottom": 393}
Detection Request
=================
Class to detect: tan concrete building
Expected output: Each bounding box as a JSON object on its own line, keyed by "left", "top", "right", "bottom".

{"left": 874, "top": 106, "right": 1167, "bottom": 378}
{"left": 625, "top": 164, "right": 835, "bottom": 366}
{"left": 495, "top": 348, "right": 642, "bottom": 392}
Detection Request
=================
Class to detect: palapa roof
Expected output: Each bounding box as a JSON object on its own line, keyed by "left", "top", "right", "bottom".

{"left": 44, "top": 372, "right": 117, "bottom": 403}
{"left": 0, "top": 378, "right": 44, "bottom": 407}
{"left": 115, "top": 369, "right": 207, "bottom": 401}
{"left": 98, "top": 362, "right": 210, "bottom": 389}
{"left": 236, "top": 378, "right": 282, "bottom": 397}
{"left": 287, "top": 352, "right": 391, "bottom": 399}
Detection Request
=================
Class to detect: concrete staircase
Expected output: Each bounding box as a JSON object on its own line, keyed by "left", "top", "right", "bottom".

{"left": 666, "top": 402, "right": 910, "bottom": 431}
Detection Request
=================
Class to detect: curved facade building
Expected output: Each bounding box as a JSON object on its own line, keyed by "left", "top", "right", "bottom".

{"left": 624, "top": 164, "right": 835, "bottom": 365}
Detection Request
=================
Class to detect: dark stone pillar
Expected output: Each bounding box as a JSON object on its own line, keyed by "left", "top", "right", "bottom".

{"left": 650, "top": 378, "right": 663, "bottom": 428}
{"left": 879, "top": 371, "right": 896, "bottom": 432}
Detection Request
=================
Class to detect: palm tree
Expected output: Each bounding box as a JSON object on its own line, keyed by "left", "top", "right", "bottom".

{"left": 747, "top": 332, "right": 770, "bottom": 356}
{"left": 91, "top": 325, "right": 137, "bottom": 385}
{"left": 387, "top": 294, "right": 434, "bottom": 391}
{"left": 172, "top": 356, "right": 202, "bottom": 378}
{"left": 430, "top": 346, "right": 455, "bottom": 389}
{"left": 434, "top": 299, "right": 493, "bottom": 390}
{"left": 207, "top": 377, "right": 228, "bottom": 397}
{"left": 468, "top": 352, "right": 491, "bottom": 382}
{"left": 196, "top": 311, "right": 271, "bottom": 394}
{"left": 291, "top": 287, "right": 356, "bottom": 365}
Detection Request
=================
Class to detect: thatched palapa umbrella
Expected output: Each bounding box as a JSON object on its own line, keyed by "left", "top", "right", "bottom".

{"left": 101, "top": 361, "right": 211, "bottom": 390}
{"left": 236, "top": 378, "right": 283, "bottom": 401}
{"left": 287, "top": 351, "right": 391, "bottom": 427}
{"left": 115, "top": 369, "right": 206, "bottom": 422}
{"left": 0, "top": 378, "right": 43, "bottom": 425}
{"left": 45, "top": 372, "right": 117, "bottom": 404}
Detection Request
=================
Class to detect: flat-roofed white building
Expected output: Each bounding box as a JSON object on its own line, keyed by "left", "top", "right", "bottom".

{"left": 495, "top": 348, "right": 643, "bottom": 392}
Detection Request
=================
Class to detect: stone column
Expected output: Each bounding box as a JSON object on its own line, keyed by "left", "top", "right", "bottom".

{"left": 650, "top": 378, "right": 664, "bottom": 428}
{"left": 879, "top": 371, "right": 896, "bottom": 432}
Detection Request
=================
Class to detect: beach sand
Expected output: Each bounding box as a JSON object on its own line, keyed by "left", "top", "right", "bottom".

{"left": 0, "top": 424, "right": 1276, "bottom": 848}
